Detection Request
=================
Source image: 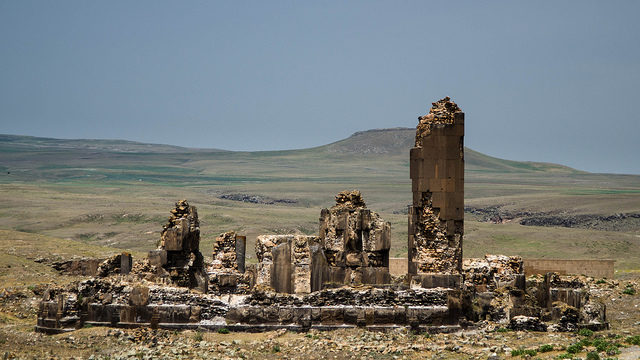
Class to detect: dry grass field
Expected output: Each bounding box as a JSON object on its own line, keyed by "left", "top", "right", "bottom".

{"left": 1, "top": 129, "right": 639, "bottom": 270}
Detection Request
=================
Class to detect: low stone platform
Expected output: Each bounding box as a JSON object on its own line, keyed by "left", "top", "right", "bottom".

{"left": 36, "top": 284, "right": 464, "bottom": 334}
{"left": 36, "top": 302, "right": 462, "bottom": 334}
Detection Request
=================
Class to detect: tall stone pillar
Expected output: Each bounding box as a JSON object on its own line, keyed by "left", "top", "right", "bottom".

{"left": 408, "top": 97, "right": 464, "bottom": 282}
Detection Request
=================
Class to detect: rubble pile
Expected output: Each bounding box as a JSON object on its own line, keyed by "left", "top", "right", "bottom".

{"left": 245, "top": 287, "right": 450, "bottom": 307}
{"left": 319, "top": 190, "right": 391, "bottom": 285}
{"left": 334, "top": 190, "right": 366, "bottom": 208}
{"left": 538, "top": 273, "right": 608, "bottom": 331}
{"left": 415, "top": 96, "right": 462, "bottom": 147}
{"left": 463, "top": 255, "right": 524, "bottom": 291}
{"left": 211, "top": 231, "right": 239, "bottom": 270}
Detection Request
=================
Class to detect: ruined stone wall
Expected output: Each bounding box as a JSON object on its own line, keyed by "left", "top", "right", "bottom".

{"left": 409, "top": 97, "right": 464, "bottom": 276}
{"left": 148, "top": 200, "right": 208, "bottom": 293}
{"left": 463, "top": 255, "right": 525, "bottom": 292}
{"left": 208, "top": 232, "right": 252, "bottom": 293}
{"left": 255, "top": 235, "right": 321, "bottom": 294}
{"left": 319, "top": 190, "right": 391, "bottom": 285}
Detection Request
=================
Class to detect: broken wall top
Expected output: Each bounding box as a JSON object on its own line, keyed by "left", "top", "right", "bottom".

{"left": 333, "top": 190, "right": 366, "bottom": 210}
{"left": 212, "top": 231, "right": 241, "bottom": 271}
{"left": 415, "top": 96, "right": 463, "bottom": 147}
{"left": 162, "top": 199, "right": 199, "bottom": 236}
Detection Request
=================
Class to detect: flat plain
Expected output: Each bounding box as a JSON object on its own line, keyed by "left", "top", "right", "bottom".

{"left": 2, "top": 129, "right": 639, "bottom": 270}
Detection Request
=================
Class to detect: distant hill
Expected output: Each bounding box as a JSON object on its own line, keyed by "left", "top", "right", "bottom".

{"left": 318, "top": 128, "right": 578, "bottom": 174}
{"left": 0, "top": 129, "right": 579, "bottom": 175}
{"left": 0, "top": 134, "right": 223, "bottom": 153}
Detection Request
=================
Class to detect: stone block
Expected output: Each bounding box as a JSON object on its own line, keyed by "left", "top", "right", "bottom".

{"left": 235, "top": 235, "right": 246, "bottom": 273}
{"left": 119, "top": 305, "right": 135, "bottom": 323}
{"left": 277, "top": 308, "right": 293, "bottom": 324}
{"left": 255, "top": 263, "right": 272, "bottom": 288}
{"left": 343, "top": 307, "right": 362, "bottom": 325}
{"left": 293, "top": 307, "right": 311, "bottom": 326}
{"left": 394, "top": 307, "right": 407, "bottom": 324}
{"left": 310, "top": 244, "right": 329, "bottom": 292}
{"left": 189, "top": 306, "right": 201, "bottom": 323}
{"left": 328, "top": 266, "right": 346, "bottom": 285}
{"left": 129, "top": 285, "right": 149, "bottom": 306}
{"left": 374, "top": 308, "right": 395, "bottom": 324}
{"left": 412, "top": 274, "right": 461, "bottom": 289}
{"left": 148, "top": 250, "right": 167, "bottom": 267}
{"left": 120, "top": 252, "right": 132, "bottom": 275}
{"left": 162, "top": 228, "right": 183, "bottom": 251}
{"left": 160, "top": 305, "right": 191, "bottom": 323}
{"left": 263, "top": 306, "right": 280, "bottom": 323}
{"left": 293, "top": 264, "right": 311, "bottom": 294}
{"left": 311, "top": 307, "right": 321, "bottom": 322}
{"left": 320, "top": 307, "right": 344, "bottom": 324}
{"left": 271, "top": 242, "right": 293, "bottom": 294}
{"left": 218, "top": 273, "right": 239, "bottom": 288}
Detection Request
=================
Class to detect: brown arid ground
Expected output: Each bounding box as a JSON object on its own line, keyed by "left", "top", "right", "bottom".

{"left": 0, "top": 274, "right": 638, "bottom": 359}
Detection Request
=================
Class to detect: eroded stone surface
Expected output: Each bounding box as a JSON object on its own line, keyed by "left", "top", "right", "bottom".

{"left": 255, "top": 235, "right": 320, "bottom": 294}
{"left": 319, "top": 191, "right": 391, "bottom": 285}
{"left": 409, "top": 97, "right": 464, "bottom": 276}
{"left": 154, "top": 200, "right": 208, "bottom": 293}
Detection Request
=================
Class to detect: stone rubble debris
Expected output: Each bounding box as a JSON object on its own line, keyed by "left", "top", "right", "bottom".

{"left": 415, "top": 96, "right": 462, "bottom": 147}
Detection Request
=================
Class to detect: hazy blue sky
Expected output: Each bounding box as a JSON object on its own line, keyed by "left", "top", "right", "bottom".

{"left": 1, "top": 1, "right": 639, "bottom": 174}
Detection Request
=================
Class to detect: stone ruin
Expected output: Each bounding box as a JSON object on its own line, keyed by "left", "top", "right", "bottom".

{"left": 148, "top": 200, "right": 208, "bottom": 293}
{"left": 35, "top": 97, "right": 608, "bottom": 335}
{"left": 409, "top": 96, "right": 464, "bottom": 287}
{"left": 208, "top": 231, "right": 252, "bottom": 293}
{"left": 319, "top": 190, "right": 391, "bottom": 286}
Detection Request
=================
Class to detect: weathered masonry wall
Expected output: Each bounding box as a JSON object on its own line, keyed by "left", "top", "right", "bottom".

{"left": 408, "top": 97, "right": 464, "bottom": 276}
{"left": 524, "top": 259, "right": 615, "bottom": 278}
{"left": 393, "top": 258, "right": 615, "bottom": 279}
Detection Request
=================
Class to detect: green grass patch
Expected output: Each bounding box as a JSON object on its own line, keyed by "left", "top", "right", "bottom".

{"left": 566, "top": 342, "right": 584, "bottom": 354}
{"left": 578, "top": 328, "right": 594, "bottom": 337}
{"left": 511, "top": 348, "right": 537, "bottom": 357}
{"left": 538, "top": 344, "right": 554, "bottom": 352}
{"left": 627, "top": 335, "right": 640, "bottom": 346}
{"left": 586, "top": 352, "right": 600, "bottom": 360}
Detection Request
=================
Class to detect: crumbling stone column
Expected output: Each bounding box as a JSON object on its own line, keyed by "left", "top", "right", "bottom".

{"left": 319, "top": 190, "right": 391, "bottom": 285}
{"left": 148, "top": 200, "right": 208, "bottom": 293}
{"left": 408, "top": 97, "right": 464, "bottom": 279}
